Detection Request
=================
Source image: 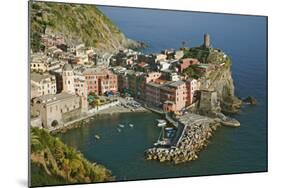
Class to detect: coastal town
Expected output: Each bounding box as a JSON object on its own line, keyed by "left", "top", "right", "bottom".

{"left": 30, "top": 32, "right": 242, "bottom": 164}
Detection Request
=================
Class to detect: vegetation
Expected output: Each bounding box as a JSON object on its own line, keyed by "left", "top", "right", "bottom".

{"left": 30, "top": 1, "right": 130, "bottom": 52}
{"left": 31, "top": 127, "right": 114, "bottom": 187}
{"left": 182, "top": 64, "right": 202, "bottom": 79}
{"left": 183, "top": 47, "right": 232, "bottom": 68}
{"left": 182, "top": 47, "right": 210, "bottom": 63}
{"left": 224, "top": 56, "right": 232, "bottom": 68}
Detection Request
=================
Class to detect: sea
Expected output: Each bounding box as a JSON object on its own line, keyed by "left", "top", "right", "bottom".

{"left": 58, "top": 6, "right": 267, "bottom": 181}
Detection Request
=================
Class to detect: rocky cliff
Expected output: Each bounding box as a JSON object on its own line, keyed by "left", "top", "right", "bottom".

{"left": 30, "top": 2, "right": 141, "bottom": 53}
{"left": 183, "top": 47, "right": 242, "bottom": 113}
{"left": 199, "top": 65, "right": 242, "bottom": 113}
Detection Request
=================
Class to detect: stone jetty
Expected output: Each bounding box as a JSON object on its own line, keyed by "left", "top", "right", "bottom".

{"left": 144, "top": 113, "right": 221, "bottom": 164}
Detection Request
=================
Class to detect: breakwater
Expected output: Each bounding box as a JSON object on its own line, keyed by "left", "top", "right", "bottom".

{"left": 145, "top": 113, "right": 221, "bottom": 164}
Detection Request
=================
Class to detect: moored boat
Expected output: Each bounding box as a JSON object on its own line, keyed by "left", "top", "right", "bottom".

{"left": 94, "top": 134, "right": 100, "bottom": 139}
{"left": 157, "top": 119, "right": 167, "bottom": 127}
{"left": 118, "top": 124, "right": 125, "bottom": 128}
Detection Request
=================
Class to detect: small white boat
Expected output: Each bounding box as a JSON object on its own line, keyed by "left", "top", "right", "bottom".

{"left": 129, "top": 124, "right": 134, "bottom": 128}
{"left": 165, "top": 127, "right": 174, "bottom": 131}
{"left": 94, "top": 135, "right": 100, "bottom": 139}
{"left": 157, "top": 119, "right": 167, "bottom": 127}
{"left": 117, "top": 128, "right": 122, "bottom": 132}
{"left": 118, "top": 124, "right": 125, "bottom": 128}
{"left": 153, "top": 139, "right": 169, "bottom": 146}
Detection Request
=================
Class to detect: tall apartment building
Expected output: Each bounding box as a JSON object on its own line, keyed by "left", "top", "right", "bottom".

{"left": 83, "top": 68, "right": 118, "bottom": 95}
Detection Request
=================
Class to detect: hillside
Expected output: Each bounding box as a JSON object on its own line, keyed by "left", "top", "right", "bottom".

{"left": 30, "top": 128, "right": 114, "bottom": 187}
{"left": 30, "top": 1, "right": 141, "bottom": 53}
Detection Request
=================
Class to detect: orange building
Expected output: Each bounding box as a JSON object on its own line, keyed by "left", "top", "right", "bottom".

{"left": 83, "top": 68, "right": 118, "bottom": 95}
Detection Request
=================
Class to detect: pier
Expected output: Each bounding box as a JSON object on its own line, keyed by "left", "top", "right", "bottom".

{"left": 145, "top": 113, "right": 221, "bottom": 164}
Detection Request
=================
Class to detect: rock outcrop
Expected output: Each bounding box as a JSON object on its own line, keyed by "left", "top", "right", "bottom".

{"left": 198, "top": 59, "right": 242, "bottom": 113}
{"left": 242, "top": 96, "right": 257, "bottom": 105}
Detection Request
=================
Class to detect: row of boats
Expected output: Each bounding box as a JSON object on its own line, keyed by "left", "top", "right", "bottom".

{"left": 117, "top": 123, "right": 134, "bottom": 132}
{"left": 94, "top": 123, "right": 135, "bottom": 140}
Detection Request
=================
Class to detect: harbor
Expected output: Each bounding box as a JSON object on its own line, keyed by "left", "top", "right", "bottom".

{"left": 145, "top": 113, "right": 221, "bottom": 164}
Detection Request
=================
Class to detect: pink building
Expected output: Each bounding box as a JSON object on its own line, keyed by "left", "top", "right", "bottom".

{"left": 83, "top": 68, "right": 118, "bottom": 95}
{"left": 178, "top": 58, "right": 199, "bottom": 73}
{"left": 161, "top": 80, "right": 187, "bottom": 112}
{"left": 186, "top": 78, "right": 198, "bottom": 105}
{"left": 145, "top": 79, "right": 188, "bottom": 113}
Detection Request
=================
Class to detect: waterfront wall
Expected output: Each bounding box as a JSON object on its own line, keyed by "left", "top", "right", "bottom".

{"left": 88, "top": 100, "right": 120, "bottom": 114}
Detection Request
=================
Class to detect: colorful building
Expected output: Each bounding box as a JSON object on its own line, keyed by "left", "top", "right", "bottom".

{"left": 178, "top": 58, "right": 199, "bottom": 73}
{"left": 83, "top": 68, "right": 118, "bottom": 95}
{"left": 161, "top": 80, "right": 188, "bottom": 112}
{"left": 145, "top": 79, "right": 188, "bottom": 112}
{"left": 186, "top": 78, "right": 198, "bottom": 105}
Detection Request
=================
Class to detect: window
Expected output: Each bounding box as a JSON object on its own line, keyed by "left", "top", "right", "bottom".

{"left": 68, "top": 80, "right": 70, "bottom": 84}
{"left": 50, "top": 107, "right": 52, "bottom": 112}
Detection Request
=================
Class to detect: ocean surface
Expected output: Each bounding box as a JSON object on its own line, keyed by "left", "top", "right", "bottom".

{"left": 58, "top": 7, "right": 267, "bottom": 181}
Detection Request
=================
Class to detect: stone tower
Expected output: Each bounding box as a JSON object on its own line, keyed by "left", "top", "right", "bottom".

{"left": 203, "top": 33, "right": 211, "bottom": 48}
{"left": 62, "top": 64, "right": 75, "bottom": 94}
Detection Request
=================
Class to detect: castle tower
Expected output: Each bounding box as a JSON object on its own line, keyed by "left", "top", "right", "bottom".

{"left": 62, "top": 64, "right": 75, "bottom": 94}
{"left": 203, "top": 33, "right": 211, "bottom": 48}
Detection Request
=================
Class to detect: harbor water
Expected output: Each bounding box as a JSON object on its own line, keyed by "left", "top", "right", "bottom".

{"left": 58, "top": 6, "right": 267, "bottom": 181}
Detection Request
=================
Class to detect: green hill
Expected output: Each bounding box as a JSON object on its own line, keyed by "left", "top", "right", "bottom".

{"left": 30, "top": 1, "right": 140, "bottom": 52}
{"left": 30, "top": 127, "right": 114, "bottom": 187}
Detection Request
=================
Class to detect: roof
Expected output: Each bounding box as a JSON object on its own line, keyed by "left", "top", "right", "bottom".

{"left": 83, "top": 68, "right": 108, "bottom": 75}
{"left": 167, "top": 80, "right": 185, "bottom": 87}
{"left": 30, "top": 73, "right": 54, "bottom": 83}
{"left": 37, "top": 92, "right": 78, "bottom": 104}
{"left": 62, "top": 63, "right": 73, "bottom": 71}
{"left": 146, "top": 82, "right": 163, "bottom": 88}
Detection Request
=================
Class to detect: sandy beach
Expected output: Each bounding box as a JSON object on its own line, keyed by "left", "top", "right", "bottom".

{"left": 94, "top": 103, "right": 149, "bottom": 115}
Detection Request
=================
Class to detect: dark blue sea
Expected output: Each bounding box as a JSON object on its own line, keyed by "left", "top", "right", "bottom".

{"left": 58, "top": 6, "right": 267, "bottom": 181}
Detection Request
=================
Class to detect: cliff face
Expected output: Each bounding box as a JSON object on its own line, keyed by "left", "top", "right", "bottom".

{"left": 198, "top": 62, "right": 242, "bottom": 113}
{"left": 30, "top": 2, "right": 140, "bottom": 53}
{"left": 183, "top": 47, "right": 242, "bottom": 113}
